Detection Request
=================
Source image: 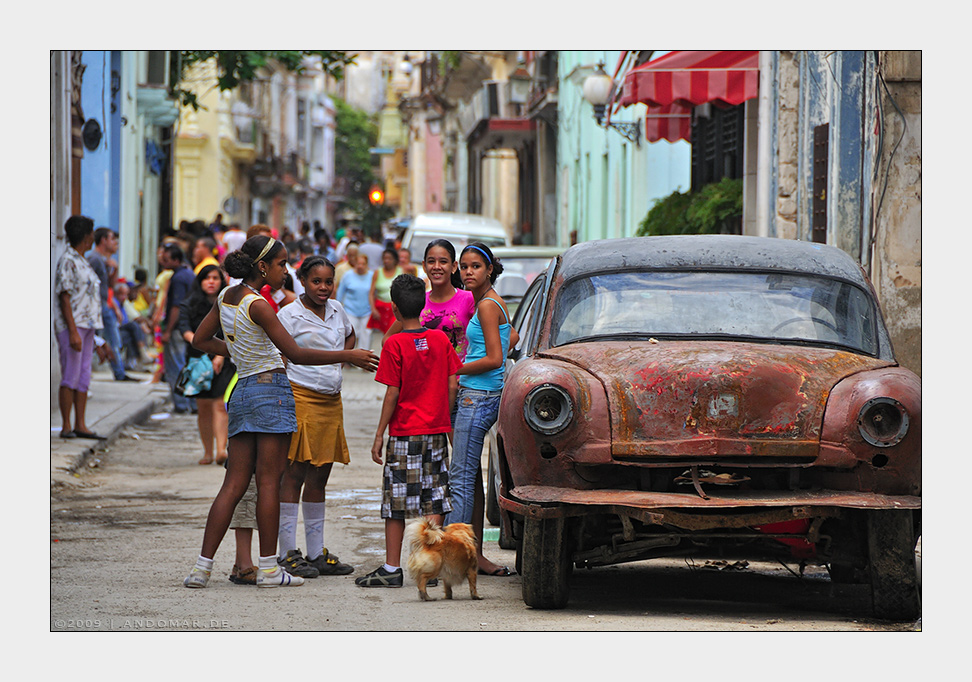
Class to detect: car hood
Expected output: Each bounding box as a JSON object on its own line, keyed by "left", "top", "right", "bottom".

{"left": 539, "top": 341, "right": 892, "bottom": 460}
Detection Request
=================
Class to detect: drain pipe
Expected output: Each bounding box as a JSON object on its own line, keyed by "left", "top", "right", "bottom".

{"left": 756, "top": 51, "right": 774, "bottom": 238}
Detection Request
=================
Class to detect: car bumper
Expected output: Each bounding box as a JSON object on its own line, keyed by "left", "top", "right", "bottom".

{"left": 501, "top": 485, "right": 920, "bottom": 527}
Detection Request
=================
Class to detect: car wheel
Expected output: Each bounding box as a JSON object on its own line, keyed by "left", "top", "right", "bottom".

{"left": 498, "top": 511, "right": 517, "bottom": 550}
{"left": 485, "top": 443, "right": 500, "bottom": 527}
{"left": 521, "top": 516, "right": 571, "bottom": 609}
{"left": 514, "top": 518, "right": 523, "bottom": 576}
{"left": 866, "top": 510, "right": 920, "bottom": 620}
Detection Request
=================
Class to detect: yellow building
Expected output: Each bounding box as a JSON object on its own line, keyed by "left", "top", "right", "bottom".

{"left": 173, "top": 59, "right": 256, "bottom": 228}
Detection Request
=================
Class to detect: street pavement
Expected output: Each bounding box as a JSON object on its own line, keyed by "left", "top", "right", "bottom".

{"left": 50, "top": 362, "right": 170, "bottom": 489}
{"left": 49, "top": 359, "right": 388, "bottom": 489}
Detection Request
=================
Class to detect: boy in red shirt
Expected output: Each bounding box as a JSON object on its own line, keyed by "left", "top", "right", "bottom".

{"left": 356, "top": 274, "right": 461, "bottom": 587}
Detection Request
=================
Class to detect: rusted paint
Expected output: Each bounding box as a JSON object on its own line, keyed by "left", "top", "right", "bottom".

{"left": 541, "top": 341, "right": 889, "bottom": 461}
{"left": 506, "top": 485, "right": 921, "bottom": 511}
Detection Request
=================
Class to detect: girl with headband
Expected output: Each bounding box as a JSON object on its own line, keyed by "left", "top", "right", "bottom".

{"left": 383, "top": 239, "right": 476, "bottom": 361}
{"left": 183, "top": 235, "right": 378, "bottom": 589}
{"left": 447, "top": 241, "right": 519, "bottom": 577}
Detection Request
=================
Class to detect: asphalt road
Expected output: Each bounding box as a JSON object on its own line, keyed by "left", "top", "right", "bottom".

{"left": 50, "top": 368, "right": 916, "bottom": 633}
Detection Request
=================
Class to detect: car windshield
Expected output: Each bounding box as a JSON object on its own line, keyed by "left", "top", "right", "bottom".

{"left": 550, "top": 270, "right": 878, "bottom": 355}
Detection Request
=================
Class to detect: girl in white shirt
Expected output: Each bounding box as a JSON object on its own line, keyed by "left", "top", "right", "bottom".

{"left": 184, "top": 237, "right": 378, "bottom": 589}
{"left": 276, "top": 256, "right": 357, "bottom": 576}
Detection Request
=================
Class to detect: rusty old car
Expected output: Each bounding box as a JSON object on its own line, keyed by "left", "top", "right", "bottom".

{"left": 495, "top": 235, "right": 920, "bottom": 618}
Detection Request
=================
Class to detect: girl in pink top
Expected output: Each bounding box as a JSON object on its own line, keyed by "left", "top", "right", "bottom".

{"left": 385, "top": 239, "right": 476, "bottom": 360}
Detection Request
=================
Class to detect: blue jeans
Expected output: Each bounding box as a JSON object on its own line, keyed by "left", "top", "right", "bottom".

{"left": 445, "top": 387, "right": 502, "bottom": 525}
{"left": 163, "top": 334, "right": 195, "bottom": 412}
{"left": 99, "top": 305, "right": 127, "bottom": 380}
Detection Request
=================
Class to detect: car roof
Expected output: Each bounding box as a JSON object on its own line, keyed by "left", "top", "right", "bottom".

{"left": 557, "top": 235, "right": 869, "bottom": 286}
{"left": 409, "top": 212, "right": 507, "bottom": 237}
{"left": 490, "top": 245, "right": 566, "bottom": 259}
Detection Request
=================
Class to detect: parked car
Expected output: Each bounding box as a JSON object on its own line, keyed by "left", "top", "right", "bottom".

{"left": 400, "top": 212, "right": 510, "bottom": 266}
{"left": 495, "top": 235, "right": 921, "bottom": 618}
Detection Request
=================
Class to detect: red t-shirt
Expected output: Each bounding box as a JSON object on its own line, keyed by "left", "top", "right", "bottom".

{"left": 375, "top": 328, "right": 461, "bottom": 436}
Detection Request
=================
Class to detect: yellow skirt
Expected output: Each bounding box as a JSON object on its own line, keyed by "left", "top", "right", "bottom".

{"left": 288, "top": 383, "right": 351, "bottom": 466}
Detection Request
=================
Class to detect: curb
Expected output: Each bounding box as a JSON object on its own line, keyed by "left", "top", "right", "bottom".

{"left": 52, "top": 392, "right": 168, "bottom": 490}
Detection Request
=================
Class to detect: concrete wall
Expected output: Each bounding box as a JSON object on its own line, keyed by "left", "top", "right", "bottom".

{"left": 556, "top": 50, "right": 690, "bottom": 246}
{"left": 768, "top": 50, "right": 921, "bottom": 376}
{"left": 871, "top": 52, "right": 921, "bottom": 376}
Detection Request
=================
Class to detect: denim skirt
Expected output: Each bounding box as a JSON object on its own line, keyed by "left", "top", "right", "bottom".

{"left": 227, "top": 372, "right": 297, "bottom": 438}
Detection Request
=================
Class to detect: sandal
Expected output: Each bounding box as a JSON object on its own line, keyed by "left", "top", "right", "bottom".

{"left": 478, "top": 565, "right": 516, "bottom": 576}
{"left": 229, "top": 565, "right": 257, "bottom": 585}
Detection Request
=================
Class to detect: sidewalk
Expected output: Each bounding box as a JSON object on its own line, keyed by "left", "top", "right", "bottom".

{"left": 50, "top": 363, "right": 170, "bottom": 489}
{"left": 50, "top": 363, "right": 384, "bottom": 489}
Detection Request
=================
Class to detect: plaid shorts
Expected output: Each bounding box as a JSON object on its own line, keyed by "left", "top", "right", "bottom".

{"left": 381, "top": 434, "right": 452, "bottom": 520}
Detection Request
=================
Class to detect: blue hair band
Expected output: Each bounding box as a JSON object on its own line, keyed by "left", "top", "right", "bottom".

{"left": 463, "top": 244, "right": 492, "bottom": 264}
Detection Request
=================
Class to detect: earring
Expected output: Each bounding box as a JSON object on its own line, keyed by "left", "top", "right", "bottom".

{"left": 261, "top": 270, "right": 267, "bottom": 278}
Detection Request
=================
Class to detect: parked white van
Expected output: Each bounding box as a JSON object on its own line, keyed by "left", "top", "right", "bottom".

{"left": 400, "top": 212, "right": 510, "bottom": 264}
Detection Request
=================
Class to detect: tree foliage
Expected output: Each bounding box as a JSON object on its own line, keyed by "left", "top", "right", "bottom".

{"left": 637, "top": 178, "right": 743, "bottom": 236}
{"left": 176, "top": 50, "right": 356, "bottom": 110}
{"left": 332, "top": 97, "right": 393, "bottom": 235}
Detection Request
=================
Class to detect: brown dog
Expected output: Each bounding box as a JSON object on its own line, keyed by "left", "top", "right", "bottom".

{"left": 403, "top": 518, "right": 482, "bottom": 601}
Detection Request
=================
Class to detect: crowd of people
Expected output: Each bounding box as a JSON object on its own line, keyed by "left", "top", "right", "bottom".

{"left": 54, "top": 213, "right": 518, "bottom": 590}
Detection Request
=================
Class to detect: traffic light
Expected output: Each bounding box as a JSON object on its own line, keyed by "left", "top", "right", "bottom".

{"left": 369, "top": 186, "right": 384, "bottom": 206}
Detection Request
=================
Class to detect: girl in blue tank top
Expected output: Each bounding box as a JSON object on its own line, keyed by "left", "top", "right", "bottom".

{"left": 447, "top": 242, "right": 519, "bottom": 577}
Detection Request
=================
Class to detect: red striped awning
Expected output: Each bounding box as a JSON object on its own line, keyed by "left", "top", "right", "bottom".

{"left": 620, "top": 51, "right": 759, "bottom": 143}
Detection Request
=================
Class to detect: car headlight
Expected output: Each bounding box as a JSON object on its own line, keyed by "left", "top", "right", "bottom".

{"left": 857, "top": 397, "right": 909, "bottom": 447}
{"left": 524, "top": 384, "right": 573, "bottom": 435}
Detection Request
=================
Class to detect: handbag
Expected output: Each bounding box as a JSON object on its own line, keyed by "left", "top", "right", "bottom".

{"left": 175, "top": 355, "right": 214, "bottom": 396}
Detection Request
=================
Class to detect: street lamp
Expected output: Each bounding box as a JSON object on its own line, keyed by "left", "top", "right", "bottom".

{"left": 400, "top": 54, "right": 413, "bottom": 76}
{"left": 581, "top": 62, "right": 641, "bottom": 147}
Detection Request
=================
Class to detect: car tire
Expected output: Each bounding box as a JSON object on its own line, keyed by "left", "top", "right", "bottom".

{"left": 498, "top": 512, "right": 517, "bottom": 550}
{"left": 486, "top": 446, "right": 501, "bottom": 527}
{"left": 866, "top": 510, "right": 920, "bottom": 621}
{"left": 521, "top": 516, "right": 571, "bottom": 609}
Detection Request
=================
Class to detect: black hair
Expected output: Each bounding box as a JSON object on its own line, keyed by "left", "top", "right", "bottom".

{"left": 297, "top": 255, "right": 334, "bottom": 281}
{"left": 423, "top": 239, "right": 463, "bottom": 289}
{"left": 223, "top": 235, "right": 284, "bottom": 280}
{"left": 93, "top": 226, "right": 116, "bottom": 246}
{"left": 461, "top": 242, "right": 504, "bottom": 283}
{"left": 183, "top": 264, "right": 227, "bottom": 336}
{"left": 390, "top": 274, "right": 426, "bottom": 319}
{"left": 382, "top": 247, "right": 400, "bottom": 265}
{"left": 64, "top": 215, "right": 94, "bottom": 247}
{"left": 163, "top": 243, "right": 186, "bottom": 264}
{"left": 134, "top": 267, "right": 148, "bottom": 284}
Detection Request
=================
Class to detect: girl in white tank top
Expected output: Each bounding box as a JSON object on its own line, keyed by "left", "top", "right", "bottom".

{"left": 183, "top": 235, "right": 378, "bottom": 589}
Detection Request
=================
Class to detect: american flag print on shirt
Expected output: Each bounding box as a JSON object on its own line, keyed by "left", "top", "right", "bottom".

{"left": 413, "top": 337, "right": 429, "bottom": 351}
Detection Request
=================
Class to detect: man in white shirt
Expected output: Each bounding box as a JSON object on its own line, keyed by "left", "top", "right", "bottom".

{"left": 221, "top": 223, "right": 247, "bottom": 254}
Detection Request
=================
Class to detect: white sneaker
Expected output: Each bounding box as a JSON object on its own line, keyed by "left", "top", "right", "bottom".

{"left": 257, "top": 567, "right": 305, "bottom": 588}
{"left": 183, "top": 567, "right": 211, "bottom": 588}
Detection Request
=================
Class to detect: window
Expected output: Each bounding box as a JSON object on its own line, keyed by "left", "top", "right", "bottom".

{"left": 812, "top": 123, "right": 829, "bottom": 244}
{"left": 691, "top": 103, "right": 746, "bottom": 192}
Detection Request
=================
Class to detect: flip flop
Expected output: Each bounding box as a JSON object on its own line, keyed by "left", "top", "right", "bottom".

{"left": 72, "top": 430, "right": 107, "bottom": 440}
{"left": 478, "top": 566, "right": 516, "bottom": 576}
{"left": 59, "top": 430, "right": 77, "bottom": 439}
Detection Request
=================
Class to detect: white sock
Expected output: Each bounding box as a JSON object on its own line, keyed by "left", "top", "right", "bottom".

{"left": 195, "top": 556, "right": 214, "bottom": 573}
{"left": 383, "top": 563, "right": 400, "bottom": 572}
{"left": 278, "top": 502, "right": 299, "bottom": 559}
{"left": 303, "top": 501, "right": 326, "bottom": 560}
{"left": 259, "top": 555, "right": 279, "bottom": 573}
